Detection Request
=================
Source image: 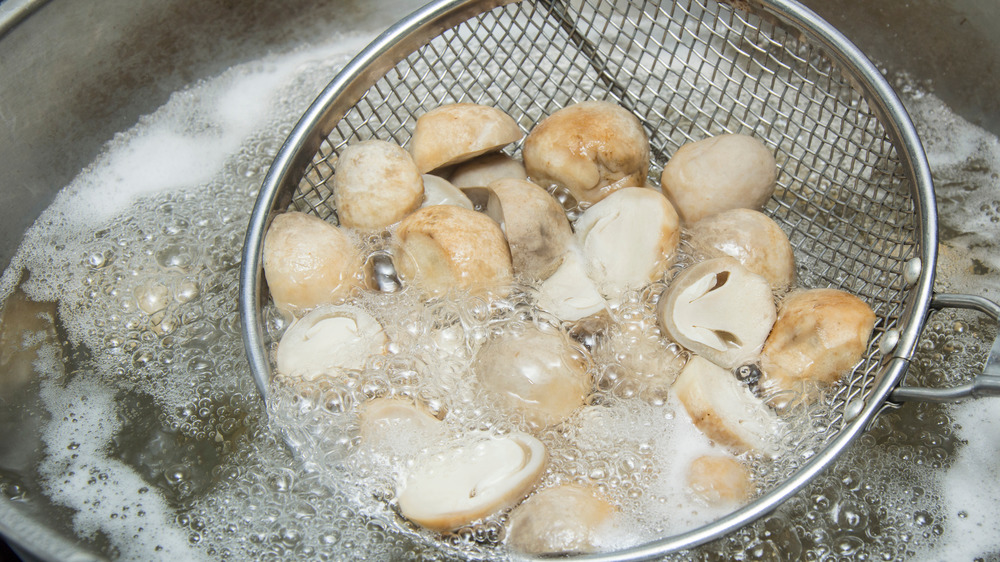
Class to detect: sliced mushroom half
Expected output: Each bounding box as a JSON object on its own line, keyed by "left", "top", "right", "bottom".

{"left": 419, "top": 174, "right": 474, "bottom": 210}
{"left": 409, "top": 103, "right": 523, "bottom": 173}
{"left": 533, "top": 247, "right": 608, "bottom": 322}
{"left": 275, "top": 305, "right": 388, "bottom": 383}
{"left": 485, "top": 178, "right": 573, "bottom": 281}
{"left": 449, "top": 152, "right": 527, "bottom": 188}
{"left": 686, "top": 455, "right": 752, "bottom": 505}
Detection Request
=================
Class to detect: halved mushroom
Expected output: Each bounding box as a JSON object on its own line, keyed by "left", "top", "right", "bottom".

{"left": 486, "top": 178, "right": 573, "bottom": 281}
{"left": 523, "top": 101, "right": 649, "bottom": 204}
{"left": 506, "top": 485, "right": 616, "bottom": 555}
{"left": 333, "top": 140, "right": 424, "bottom": 231}
{"left": 262, "top": 211, "right": 362, "bottom": 318}
{"left": 533, "top": 247, "right": 608, "bottom": 322}
{"left": 686, "top": 455, "right": 752, "bottom": 505}
{"left": 449, "top": 152, "right": 527, "bottom": 188}
{"left": 687, "top": 208, "right": 796, "bottom": 291}
{"left": 474, "top": 324, "right": 591, "bottom": 430}
{"left": 420, "top": 174, "right": 474, "bottom": 210}
{"left": 394, "top": 205, "right": 513, "bottom": 297}
{"left": 397, "top": 431, "right": 546, "bottom": 531}
{"left": 275, "top": 305, "right": 388, "bottom": 383}
{"left": 574, "top": 187, "right": 680, "bottom": 300}
{"left": 660, "top": 134, "right": 776, "bottom": 224}
{"left": 358, "top": 397, "right": 444, "bottom": 448}
{"left": 674, "top": 355, "right": 781, "bottom": 455}
{"left": 657, "top": 257, "right": 776, "bottom": 369}
{"left": 759, "top": 288, "right": 876, "bottom": 398}
{"left": 409, "top": 103, "right": 523, "bottom": 173}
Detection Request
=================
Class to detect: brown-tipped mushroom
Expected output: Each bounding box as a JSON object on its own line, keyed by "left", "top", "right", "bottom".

{"left": 660, "top": 133, "right": 776, "bottom": 224}
{"left": 523, "top": 101, "right": 649, "bottom": 204}
{"left": 449, "top": 152, "right": 527, "bottom": 188}
{"left": 262, "top": 211, "right": 362, "bottom": 317}
{"left": 333, "top": 140, "right": 424, "bottom": 231}
{"left": 506, "top": 485, "right": 616, "bottom": 555}
{"left": 275, "top": 305, "right": 388, "bottom": 383}
{"left": 657, "top": 257, "right": 776, "bottom": 369}
{"left": 409, "top": 103, "right": 523, "bottom": 173}
{"left": 687, "top": 208, "right": 796, "bottom": 291}
{"left": 486, "top": 178, "right": 573, "bottom": 281}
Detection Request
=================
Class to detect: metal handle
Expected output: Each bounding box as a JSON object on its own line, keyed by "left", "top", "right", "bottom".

{"left": 890, "top": 293, "right": 1000, "bottom": 403}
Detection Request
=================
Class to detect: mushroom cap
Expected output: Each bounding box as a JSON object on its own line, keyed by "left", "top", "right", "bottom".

{"left": 660, "top": 133, "right": 777, "bottom": 224}
{"left": 449, "top": 152, "right": 527, "bottom": 188}
{"left": 686, "top": 455, "right": 752, "bottom": 505}
{"left": 760, "top": 288, "right": 876, "bottom": 393}
{"left": 262, "top": 211, "right": 362, "bottom": 317}
{"left": 506, "top": 485, "right": 616, "bottom": 555}
{"left": 574, "top": 187, "right": 680, "bottom": 300}
{"left": 275, "top": 304, "right": 387, "bottom": 382}
{"left": 657, "top": 257, "right": 777, "bottom": 369}
{"left": 486, "top": 178, "right": 573, "bottom": 281}
{"left": 420, "top": 174, "right": 474, "bottom": 210}
{"left": 409, "top": 103, "right": 523, "bottom": 173}
{"left": 523, "top": 100, "right": 649, "bottom": 204}
{"left": 394, "top": 205, "right": 513, "bottom": 297}
{"left": 687, "top": 208, "right": 796, "bottom": 290}
{"left": 333, "top": 140, "right": 424, "bottom": 230}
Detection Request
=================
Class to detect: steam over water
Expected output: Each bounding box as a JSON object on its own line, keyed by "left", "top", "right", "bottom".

{"left": 0, "top": 24, "right": 999, "bottom": 562}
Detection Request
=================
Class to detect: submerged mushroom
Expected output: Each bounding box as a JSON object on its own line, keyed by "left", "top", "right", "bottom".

{"left": 358, "top": 397, "right": 444, "bottom": 449}
{"left": 394, "top": 205, "right": 513, "bottom": 297}
{"left": 397, "top": 431, "right": 546, "bottom": 531}
{"left": 262, "top": 211, "right": 362, "bottom": 318}
{"left": 449, "top": 152, "right": 527, "bottom": 188}
{"left": 523, "top": 101, "right": 649, "bottom": 204}
{"left": 506, "top": 485, "right": 616, "bottom": 555}
{"left": 687, "top": 208, "right": 796, "bottom": 291}
{"left": 333, "top": 140, "right": 424, "bottom": 231}
{"left": 686, "top": 455, "right": 752, "bottom": 505}
{"left": 275, "top": 305, "right": 388, "bottom": 383}
{"left": 409, "top": 103, "right": 523, "bottom": 173}
{"left": 660, "top": 133, "right": 776, "bottom": 224}
{"left": 574, "top": 187, "right": 680, "bottom": 300}
{"left": 420, "top": 174, "right": 474, "bottom": 210}
{"left": 657, "top": 257, "right": 776, "bottom": 369}
{"left": 486, "top": 178, "right": 573, "bottom": 281}
{"left": 533, "top": 247, "right": 608, "bottom": 323}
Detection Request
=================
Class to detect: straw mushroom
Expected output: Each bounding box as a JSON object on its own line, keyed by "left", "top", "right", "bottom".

{"left": 485, "top": 178, "right": 573, "bottom": 280}
{"left": 358, "top": 397, "right": 444, "bottom": 448}
{"left": 420, "top": 174, "right": 474, "bottom": 210}
{"left": 523, "top": 101, "right": 649, "bottom": 204}
{"left": 506, "top": 485, "right": 616, "bottom": 555}
{"left": 674, "top": 355, "right": 781, "bottom": 455}
{"left": 394, "top": 205, "right": 513, "bottom": 297}
{"left": 397, "top": 431, "right": 546, "bottom": 531}
{"left": 262, "top": 211, "right": 362, "bottom": 317}
{"left": 687, "top": 208, "right": 796, "bottom": 291}
{"left": 660, "top": 134, "right": 776, "bottom": 224}
{"left": 657, "top": 257, "right": 776, "bottom": 369}
{"left": 759, "top": 288, "right": 876, "bottom": 398}
{"left": 449, "top": 152, "right": 527, "bottom": 188}
{"left": 686, "top": 455, "right": 752, "bottom": 505}
{"left": 333, "top": 140, "right": 424, "bottom": 230}
{"left": 574, "top": 187, "right": 680, "bottom": 300}
{"left": 534, "top": 248, "right": 607, "bottom": 322}
{"left": 409, "top": 103, "right": 523, "bottom": 173}
{"left": 275, "top": 305, "right": 387, "bottom": 383}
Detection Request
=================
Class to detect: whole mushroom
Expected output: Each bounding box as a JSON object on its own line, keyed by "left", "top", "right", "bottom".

{"left": 409, "top": 103, "right": 523, "bottom": 173}
{"left": 506, "top": 485, "right": 616, "bottom": 555}
{"left": 333, "top": 140, "right": 424, "bottom": 231}
{"left": 687, "top": 208, "right": 796, "bottom": 291}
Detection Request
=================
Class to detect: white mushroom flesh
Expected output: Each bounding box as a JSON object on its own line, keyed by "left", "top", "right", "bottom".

{"left": 420, "top": 174, "right": 474, "bottom": 210}
{"left": 533, "top": 247, "right": 607, "bottom": 322}
{"left": 275, "top": 305, "right": 388, "bottom": 382}
{"left": 333, "top": 140, "right": 424, "bottom": 230}
{"left": 358, "top": 398, "right": 444, "bottom": 453}
{"left": 506, "top": 485, "right": 616, "bottom": 555}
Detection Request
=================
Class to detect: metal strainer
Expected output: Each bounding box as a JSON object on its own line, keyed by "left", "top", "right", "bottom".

{"left": 239, "top": 0, "right": 1000, "bottom": 557}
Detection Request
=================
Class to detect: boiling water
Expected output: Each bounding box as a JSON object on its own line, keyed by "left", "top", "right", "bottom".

{"left": 0, "top": 26, "right": 999, "bottom": 562}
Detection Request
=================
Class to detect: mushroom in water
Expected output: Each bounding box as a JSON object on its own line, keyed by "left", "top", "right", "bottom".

{"left": 262, "top": 211, "right": 362, "bottom": 318}
{"left": 759, "top": 288, "right": 876, "bottom": 401}
{"left": 660, "top": 133, "right": 776, "bottom": 224}
{"left": 397, "top": 431, "right": 546, "bottom": 532}
{"left": 448, "top": 152, "right": 527, "bottom": 188}
{"left": 419, "top": 174, "right": 474, "bottom": 210}
{"left": 523, "top": 100, "right": 649, "bottom": 205}
{"left": 673, "top": 355, "right": 782, "bottom": 456}
{"left": 409, "top": 103, "right": 523, "bottom": 173}
{"left": 574, "top": 187, "right": 680, "bottom": 301}
{"left": 275, "top": 305, "right": 388, "bottom": 384}
{"left": 333, "top": 140, "right": 424, "bottom": 231}
{"left": 686, "top": 455, "right": 752, "bottom": 505}
{"left": 358, "top": 397, "right": 445, "bottom": 452}
{"left": 533, "top": 247, "right": 608, "bottom": 323}
{"left": 393, "top": 205, "right": 514, "bottom": 297}
{"left": 687, "top": 208, "right": 796, "bottom": 291}
{"left": 506, "top": 485, "right": 616, "bottom": 555}
{"left": 657, "top": 257, "right": 776, "bottom": 369}
{"left": 485, "top": 178, "right": 573, "bottom": 281}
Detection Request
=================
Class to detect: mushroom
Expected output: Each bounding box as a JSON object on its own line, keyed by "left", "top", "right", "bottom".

{"left": 358, "top": 397, "right": 444, "bottom": 449}
{"left": 506, "top": 485, "right": 616, "bottom": 555}
{"left": 397, "top": 431, "right": 546, "bottom": 531}
{"left": 262, "top": 211, "right": 362, "bottom": 318}
{"left": 673, "top": 355, "right": 781, "bottom": 455}
{"left": 419, "top": 174, "right": 474, "bottom": 210}
{"left": 486, "top": 178, "right": 573, "bottom": 281}
{"left": 448, "top": 152, "right": 527, "bottom": 188}
{"left": 333, "top": 140, "right": 424, "bottom": 230}
{"left": 687, "top": 208, "right": 796, "bottom": 291}
{"left": 759, "top": 288, "right": 876, "bottom": 399}
{"left": 533, "top": 247, "right": 608, "bottom": 322}
{"left": 523, "top": 100, "right": 649, "bottom": 204}
{"left": 657, "top": 257, "right": 776, "bottom": 369}
{"left": 574, "top": 187, "right": 680, "bottom": 300}
{"left": 409, "top": 103, "right": 523, "bottom": 173}
{"left": 393, "top": 205, "right": 513, "bottom": 297}
{"left": 686, "top": 455, "right": 752, "bottom": 505}
{"left": 660, "top": 133, "right": 777, "bottom": 224}
{"left": 275, "top": 305, "right": 388, "bottom": 383}
{"left": 474, "top": 324, "right": 591, "bottom": 430}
